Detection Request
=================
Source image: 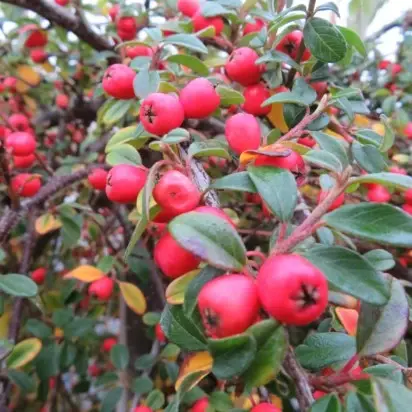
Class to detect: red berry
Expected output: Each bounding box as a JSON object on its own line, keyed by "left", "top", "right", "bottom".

{"left": 391, "top": 63, "right": 402, "bottom": 76}
{"left": 257, "top": 254, "right": 328, "bottom": 325}
{"left": 133, "top": 407, "right": 153, "bottom": 412}
{"left": 153, "top": 170, "right": 200, "bottom": 216}
{"left": 317, "top": 190, "right": 345, "bottom": 211}
{"left": 177, "top": 0, "right": 200, "bottom": 17}
{"left": 192, "top": 12, "right": 224, "bottom": 36}
{"left": 404, "top": 122, "right": 412, "bottom": 140}
{"left": 405, "top": 189, "right": 412, "bottom": 205}
{"left": 310, "top": 81, "right": 328, "bottom": 99}
{"left": 88, "top": 277, "right": 114, "bottom": 301}
{"left": 367, "top": 185, "right": 391, "bottom": 203}
{"left": 276, "top": 31, "right": 310, "bottom": 61}
{"left": 126, "top": 45, "right": 153, "bottom": 59}
{"left": 297, "top": 134, "right": 316, "bottom": 148}
{"left": 313, "top": 391, "right": 327, "bottom": 400}
{"left": 116, "top": 17, "right": 137, "bottom": 40}
{"left": 225, "top": 113, "right": 261, "bottom": 154}
{"left": 88, "top": 168, "right": 108, "bottom": 191}
{"left": 155, "top": 323, "right": 167, "bottom": 343}
{"left": 56, "top": 94, "right": 70, "bottom": 109}
{"left": 13, "top": 154, "right": 35, "bottom": 169}
{"left": 106, "top": 165, "right": 147, "bottom": 204}
{"left": 109, "top": 4, "right": 120, "bottom": 21}
{"left": 21, "top": 25, "right": 48, "bottom": 48}
{"left": 101, "top": 337, "right": 117, "bottom": 352}
{"left": 179, "top": 78, "right": 220, "bottom": 119}
{"left": 193, "top": 206, "right": 235, "bottom": 227}
{"left": 31, "top": 267, "right": 47, "bottom": 285}
{"left": 389, "top": 166, "right": 407, "bottom": 175}
{"left": 378, "top": 60, "right": 390, "bottom": 70}
{"left": 198, "top": 274, "right": 260, "bottom": 338}
{"left": 190, "top": 398, "right": 209, "bottom": 412}
{"left": 403, "top": 204, "right": 412, "bottom": 216}
{"left": 251, "top": 403, "right": 282, "bottom": 412}
{"left": 242, "top": 83, "right": 271, "bottom": 116}
{"left": 140, "top": 93, "right": 184, "bottom": 136}
{"left": 56, "top": 0, "right": 69, "bottom": 5}
{"left": 243, "top": 18, "right": 265, "bottom": 35}
{"left": 225, "top": 47, "right": 264, "bottom": 86}
{"left": 30, "top": 48, "right": 48, "bottom": 63}
{"left": 88, "top": 364, "right": 101, "bottom": 377}
{"left": 102, "top": 64, "right": 136, "bottom": 100}
{"left": 4, "top": 77, "right": 17, "bottom": 92}
{"left": 152, "top": 208, "right": 177, "bottom": 224}
{"left": 11, "top": 173, "right": 41, "bottom": 197}
{"left": 9, "top": 114, "right": 30, "bottom": 131}
{"left": 154, "top": 232, "right": 201, "bottom": 279}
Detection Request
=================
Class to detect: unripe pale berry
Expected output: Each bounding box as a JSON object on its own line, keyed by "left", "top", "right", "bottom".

{"left": 198, "top": 274, "right": 260, "bottom": 338}
{"left": 275, "top": 30, "right": 310, "bottom": 61}
{"left": 367, "top": 185, "right": 391, "bottom": 203}
{"left": 192, "top": 12, "right": 224, "bottom": 36}
{"left": 140, "top": 93, "right": 184, "bottom": 136}
{"left": 179, "top": 78, "right": 220, "bottom": 119}
{"left": 257, "top": 254, "right": 328, "bottom": 325}
{"left": 251, "top": 403, "right": 282, "bottom": 412}
{"left": 31, "top": 267, "right": 47, "bottom": 285}
{"left": 225, "top": 47, "right": 264, "bottom": 86}
{"left": 30, "top": 48, "right": 48, "bottom": 63}
{"left": 153, "top": 170, "right": 200, "bottom": 216}
{"left": 126, "top": 45, "right": 153, "bottom": 59}
{"left": 11, "top": 173, "right": 41, "bottom": 197}
{"left": 243, "top": 18, "right": 265, "bottom": 35}
{"left": 106, "top": 165, "right": 148, "bottom": 204}
{"left": 9, "top": 114, "right": 30, "bottom": 131}
{"left": 101, "top": 337, "right": 117, "bottom": 352}
{"left": 154, "top": 232, "right": 201, "bottom": 279}
{"left": 190, "top": 398, "right": 209, "bottom": 412}
{"left": 21, "top": 24, "right": 48, "bottom": 48}
{"left": 88, "top": 168, "right": 108, "bottom": 191}
{"left": 88, "top": 277, "right": 114, "bottom": 301}
{"left": 13, "top": 154, "right": 35, "bottom": 169}
{"left": 317, "top": 190, "right": 345, "bottom": 211}
{"left": 102, "top": 64, "right": 136, "bottom": 100}
{"left": 242, "top": 83, "right": 271, "bottom": 116}
{"left": 177, "top": 0, "right": 200, "bottom": 17}
{"left": 225, "top": 113, "right": 261, "bottom": 154}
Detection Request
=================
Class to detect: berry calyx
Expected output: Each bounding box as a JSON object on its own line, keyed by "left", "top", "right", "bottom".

{"left": 367, "top": 185, "right": 391, "bottom": 203}
{"left": 242, "top": 83, "right": 271, "bottom": 116}
{"left": 317, "top": 190, "right": 345, "bottom": 211}
{"left": 88, "top": 277, "right": 115, "bottom": 301}
{"left": 225, "top": 47, "right": 264, "bottom": 86}
{"left": 257, "top": 254, "right": 328, "bottom": 325}
{"left": 101, "top": 337, "right": 117, "bottom": 352}
{"left": 177, "top": 0, "right": 200, "bottom": 17}
{"left": 154, "top": 232, "right": 201, "bottom": 279}
{"left": 198, "top": 274, "right": 260, "bottom": 338}
{"left": 88, "top": 168, "right": 108, "bottom": 191}
{"left": 251, "top": 403, "right": 282, "bottom": 412}
{"left": 140, "top": 93, "right": 185, "bottom": 136}
{"left": 155, "top": 323, "right": 167, "bottom": 343}
{"left": 31, "top": 267, "right": 47, "bottom": 285}
{"left": 153, "top": 170, "right": 200, "bottom": 217}
{"left": 190, "top": 398, "right": 209, "bottom": 412}
{"left": 225, "top": 113, "right": 261, "bottom": 154}
{"left": 192, "top": 12, "right": 224, "bottom": 36}
{"left": 6, "top": 132, "right": 36, "bottom": 156}
{"left": 243, "top": 18, "right": 265, "bottom": 35}
{"left": 275, "top": 30, "right": 310, "bottom": 61}
{"left": 179, "top": 78, "right": 220, "bottom": 119}
{"left": 56, "top": 94, "right": 70, "bottom": 109}
{"left": 11, "top": 173, "right": 41, "bottom": 197}
{"left": 105, "top": 165, "right": 148, "bottom": 204}
{"left": 102, "top": 64, "right": 136, "bottom": 100}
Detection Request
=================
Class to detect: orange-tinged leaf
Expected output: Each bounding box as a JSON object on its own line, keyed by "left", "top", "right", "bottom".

{"left": 6, "top": 338, "right": 42, "bottom": 369}
{"left": 35, "top": 213, "right": 62, "bottom": 235}
{"left": 165, "top": 270, "right": 199, "bottom": 305}
{"left": 266, "top": 99, "right": 288, "bottom": 133}
{"left": 175, "top": 351, "right": 213, "bottom": 391}
{"left": 336, "top": 307, "right": 359, "bottom": 336}
{"left": 64, "top": 265, "right": 105, "bottom": 283}
{"left": 353, "top": 114, "right": 370, "bottom": 128}
{"left": 118, "top": 281, "right": 147, "bottom": 315}
{"left": 372, "top": 122, "right": 385, "bottom": 136}
{"left": 325, "top": 128, "right": 345, "bottom": 140}
{"left": 41, "top": 62, "right": 54, "bottom": 73}
{"left": 0, "top": 310, "right": 11, "bottom": 340}
{"left": 16, "top": 65, "right": 41, "bottom": 93}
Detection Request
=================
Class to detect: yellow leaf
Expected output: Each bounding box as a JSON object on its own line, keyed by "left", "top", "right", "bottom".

{"left": 335, "top": 307, "right": 359, "bottom": 336}
{"left": 6, "top": 338, "right": 42, "bottom": 369}
{"left": 35, "top": 213, "right": 62, "bottom": 235}
{"left": 282, "top": 141, "right": 311, "bottom": 155}
{"left": 41, "top": 62, "right": 54, "bottom": 73}
{"left": 0, "top": 311, "right": 11, "bottom": 340}
{"left": 175, "top": 351, "right": 213, "bottom": 391}
{"left": 325, "top": 128, "right": 345, "bottom": 140}
{"left": 64, "top": 265, "right": 105, "bottom": 283}
{"left": 353, "top": 114, "right": 370, "bottom": 128}
{"left": 165, "top": 270, "right": 199, "bottom": 305}
{"left": 266, "top": 94, "right": 289, "bottom": 133}
{"left": 372, "top": 122, "right": 385, "bottom": 136}
{"left": 16, "top": 65, "right": 41, "bottom": 93}
{"left": 118, "top": 281, "right": 147, "bottom": 315}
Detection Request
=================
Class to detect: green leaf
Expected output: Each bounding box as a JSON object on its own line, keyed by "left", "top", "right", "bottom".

{"left": 132, "top": 376, "right": 154, "bottom": 395}
{"left": 25, "top": 319, "right": 52, "bottom": 339}
{"left": 106, "top": 144, "right": 142, "bottom": 166}
{"left": 169, "top": 212, "right": 247, "bottom": 271}
{"left": 364, "top": 364, "right": 403, "bottom": 383}
{"left": 106, "top": 124, "right": 147, "bottom": 152}
{"left": 304, "top": 150, "right": 343, "bottom": 172}
{"left": 357, "top": 278, "right": 409, "bottom": 356}
{"left": 296, "top": 333, "right": 356, "bottom": 370}
{"left": 35, "top": 343, "right": 59, "bottom": 380}
{"left": 59, "top": 341, "right": 77, "bottom": 370}
{"left": 133, "top": 68, "right": 160, "bottom": 99}
{"left": 210, "top": 391, "right": 234, "bottom": 411}
{"left": 102, "top": 100, "right": 132, "bottom": 125}
{"left": 188, "top": 140, "right": 231, "bottom": 160}
{"left": 110, "top": 344, "right": 129, "bottom": 370}
{"left": 304, "top": 17, "right": 348, "bottom": 63}
{"left": 351, "top": 172, "right": 412, "bottom": 191}
{"left": 324, "top": 203, "right": 412, "bottom": 248}
{"left": 201, "top": 2, "right": 233, "bottom": 17}
{"left": 184, "top": 266, "right": 224, "bottom": 317}
{"left": 166, "top": 54, "right": 209, "bottom": 76}
{"left": 303, "top": 246, "right": 389, "bottom": 305}
{"left": 338, "top": 26, "right": 366, "bottom": 57}
{"left": 352, "top": 142, "right": 387, "bottom": 173}
{"left": 8, "top": 370, "right": 35, "bottom": 393}
{"left": 316, "top": 2, "right": 340, "bottom": 17}
{"left": 216, "top": 85, "right": 245, "bottom": 106}
{"left": 243, "top": 323, "right": 287, "bottom": 390}
{"left": 63, "top": 318, "right": 94, "bottom": 338}
{"left": 210, "top": 172, "right": 257, "bottom": 193}
{"left": 354, "top": 129, "right": 383, "bottom": 147}
{"left": 160, "top": 305, "right": 207, "bottom": 351}
{"left": 146, "top": 389, "right": 165, "bottom": 409}
{"left": 0, "top": 274, "right": 38, "bottom": 297}
{"left": 101, "top": 387, "right": 123, "bottom": 412}
{"left": 209, "top": 333, "right": 256, "bottom": 379}
{"left": 345, "top": 391, "right": 375, "bottom": 412}
{"left": 380, "top": 114, "right": 395, "bottom": 152}
{"left": 363, "top": 249, "right": 395, "bottom": 272}
{"left": 256, "top": 50, "right": 301, "bottom": 71}
{"left": 248, "top": 166, "right": 297, "bottom": 222}
{"left": 163, "top": 34, "right": 208, "bottom": 54}
{"left": 371, "top": 378, "right": 412, "bottom": 411}
{"left": 310, "top": 131, "right": 349, "bottom": 168}
{"left": 310, "top": 394, "right": 342, "bottom": 412}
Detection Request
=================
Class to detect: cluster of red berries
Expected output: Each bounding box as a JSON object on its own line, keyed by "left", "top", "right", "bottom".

{"left": 109, "top": 4, "right": 139, "bottom": 41}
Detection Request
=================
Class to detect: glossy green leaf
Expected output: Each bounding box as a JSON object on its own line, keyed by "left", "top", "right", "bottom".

{"left": 371, "top": 378, "right": 412, "bottom": 411}
{"left": 169, "top": 212, "right": 247, "bottom": 271}
{"left": 304, "top": 150, "right": 343, "bottom": 172}
{"left": 132, "top": 376, "right": 154, "bottom": 395}
{"left": 102, "top": 100, "right": 132, "bottom": 125}
{"left": 216, "top": 85, "right": 245, "bottom": 105}
{"left": 188, "top": 140, "right": 231, "bottom": 160}
{"left": 110, "top": 344, "right": 129, "bottom": 370}
{"left": 310, "top": 393, "right": 342, "bottom": 412}
{"left": 363, "top": 249, "right": 395, "bottom": 272}
{"left": 166, "top": 54, "right": 209, "bottom": 75}
{"left": 351, "top": 172, "right": 412, "bottom": 190}
{"left": 146, "top": 389, "right": 165, "bottom": 409}
{"left": 8, "top": 370, "right": 35, "bottom": 393}
{"left": 354, "top": 129, "right": 383, "bottom": 147}
{"left": 351, "top": 142, "right": 387, "bottom": 173}
{"left": 106, "top": 144, "right": 142, "bottom": 166}
{"left": 0, "top": 274, "right": 38, "bottom": 297}
{"left": 380, "top": 114, "right": 395, "bottom": 152}
{"left": 133, "top": 68, "right": 160, "bottom": 99}
{"left": 344, "top": 392, "right": 375, "bottom": 412}
{"left": 316, "top": 2, "right": 340, "bottom": 17}
{"left": 210, "top": 172, "right": 257, "bottom": 193}
{"left": 101, "top": 387, "right": 123, "bottom": 412}
{"left": 106, "top": 124, "right": 147, "bottom": 152}
{"left": 262, "top": 80, "right": 316, "bottom": 106}
{"left": 163, "top": 34, "right": 208, "bottom": 54}
{"left": 311, "top": 131, "right": 349, "bottom": 167}
{"left": 364, "top": 364, "right": 403, "bottom": 383}
{"left": 338, "top": 26, "right": 366, "bottom": 57}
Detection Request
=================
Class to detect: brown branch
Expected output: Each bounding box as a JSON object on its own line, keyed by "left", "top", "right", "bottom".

{"left": 0, "top": 0, "right": 113, "bottom": 51}
{"left": 0, "top": 142, "right": 20, "bottom": 209}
